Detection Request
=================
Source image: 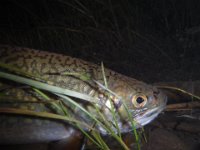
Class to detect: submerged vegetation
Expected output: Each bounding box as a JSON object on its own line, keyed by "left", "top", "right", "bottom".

{"left": 0, "top": 63, "right": 143, "bottom": 150}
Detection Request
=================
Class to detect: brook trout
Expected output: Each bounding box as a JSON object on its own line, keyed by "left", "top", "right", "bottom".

{"left": 0, "top": 45, "right": 166, "bottom": 144}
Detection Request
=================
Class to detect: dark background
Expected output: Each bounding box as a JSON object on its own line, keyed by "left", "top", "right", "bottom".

{"left": 0, "top": 0, "right": 200, "bottom": 83}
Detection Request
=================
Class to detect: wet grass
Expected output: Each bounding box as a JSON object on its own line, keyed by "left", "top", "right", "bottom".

{"left": 0, "top": 64, "right": 141, "bottom": 150}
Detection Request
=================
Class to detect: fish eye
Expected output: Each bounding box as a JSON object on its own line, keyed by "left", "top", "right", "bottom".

{"left": 131, "top": 94, "right": 147, "bottom": 108}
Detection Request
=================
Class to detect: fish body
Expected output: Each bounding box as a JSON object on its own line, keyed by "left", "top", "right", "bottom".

{"left": 0, "top": 45, "right": 166, "bottom": 143}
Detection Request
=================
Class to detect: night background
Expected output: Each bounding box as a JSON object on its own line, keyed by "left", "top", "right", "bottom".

{"left": 1, "top": 0, "right": 200, "bottom": 83}
{"left": 0, "top": 0, "right": 199, "bottom": 150}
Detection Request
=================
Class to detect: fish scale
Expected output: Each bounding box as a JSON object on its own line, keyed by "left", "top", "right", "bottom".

{"left": 0, "top": 45, "right": 167, "bottom": 144}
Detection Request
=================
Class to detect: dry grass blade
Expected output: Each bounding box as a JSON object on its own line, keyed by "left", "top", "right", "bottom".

{"left": 166, "top": 101, "right": 200, "bottom": 111}
{"left": 0, "top": 107, "right": 95, "bottom": 130}
{"left": 156, "top": 85, "right": 200, "bottom": 101}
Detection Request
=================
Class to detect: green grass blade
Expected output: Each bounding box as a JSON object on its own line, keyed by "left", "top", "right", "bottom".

{"left": 101, "top": 62, "right": 121, "bottom": 136}
{"left": 54, "top": 93, "right": 107, "bottom": 129}
{"left": 33, "top": 88, "right": 65, "bottom": 114}
{"left": 55, "top": 93, "right": 112, "bottom": 149}
{"left": 0, "top": 71, "right": 98, "bottom": 103}
{"left": 78, "top": 126, "right": 104, "bottom": 149}
{"left": 61, "top": 72, "right": 91, "bottom": 81}
{"left": 122, "top": 102, "right": 140, "bottom": 150}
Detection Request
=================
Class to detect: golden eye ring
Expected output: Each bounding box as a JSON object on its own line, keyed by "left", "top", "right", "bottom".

{"left": 131, "top": 94, "right": 148, "bottom": 108}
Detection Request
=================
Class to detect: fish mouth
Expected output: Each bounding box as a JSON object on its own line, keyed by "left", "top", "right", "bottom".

{"left": 134, "top": 97, "right": 167, "bottom": 128}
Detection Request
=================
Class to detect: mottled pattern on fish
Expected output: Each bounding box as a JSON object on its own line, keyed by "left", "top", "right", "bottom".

{"left": 0, "top": 45, "right": 166, "bottom": 142}
{"left": 0, "top": 45, "right": 155, "bottom": 96}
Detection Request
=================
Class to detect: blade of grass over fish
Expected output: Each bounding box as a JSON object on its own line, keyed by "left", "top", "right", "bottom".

{"left": 0, "top": 108, "right": 95, "bottom": 130}
{"left": 55, "top": 96, "right": 108, "bottom": 150}
{"left": 82, "top": 63, "right": 137, "bottom": 149}
{"left": 96, "top": 67, "right": 141, "bottom": 149}
{"left": 92, "top": 101, "right": 129, "bottom": 150}
{"left": 91, "top": 130, "right": 110, "bottom": 150}
{"left": 0, "top": 71, "right": 99, "bottom": 103}
{"left": 89, "top": 101, "right": 130, "bottom": 150}
{"left": 93, "top": 79, "right": 121, "bottom": 99}
{"left": 50, "top": 95, "right": 106, "bottom": 149}
{"left": 61, "top": 72, "right": 91, "bottom": 81}
{"left": 57, "top": 100, "right": 70, "bottom": 116}
{"left": 91, "top": 104, "right": 115, "bottom": 149}
{"left": 77, "top": 126, "right": 103, "bottom": 149}
{"left": 56, "top": 91, "right": 110, "bottom": 136}
{"left": 122, "top": 102, "right": 140, "bottom": 150}
{"left": 54, "top": 93, "right": 107, "bottom": 129}
{"left": 32, "top": 88, "right": 65, "bottom": 114}
{"left": 55, "top": 93, "right": 130, "bottom": 149}
{"left": 79, "top": 124, "right": 111, "bottom": 150}
{"left": 101, "top": 62, "right": 121, "bottom": 136}
{"left": 55, "top": 93, "right": 113, "bottom": 149}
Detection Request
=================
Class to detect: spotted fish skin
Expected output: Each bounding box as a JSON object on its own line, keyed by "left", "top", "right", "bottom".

{"left": 0, "top": 45, "right": 160, "bottom": 102}
{"left": 0, "top": 45, "right": 166, "bottom": 141}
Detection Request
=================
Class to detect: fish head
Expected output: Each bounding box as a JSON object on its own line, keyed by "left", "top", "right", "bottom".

{"left": 104, "top": 78, "right": 167, "bottom": 133}
{"left": 126, "top": 85, "right": 167, "bottom": 127}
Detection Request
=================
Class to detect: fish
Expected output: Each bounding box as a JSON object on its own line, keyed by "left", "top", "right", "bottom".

{"left": 0, "top": 45, "right": 167, "bottom": 143}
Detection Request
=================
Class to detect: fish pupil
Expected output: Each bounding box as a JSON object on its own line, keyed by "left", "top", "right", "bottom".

{"left": 136, "top": 97, "right": 144, "bottom": 104}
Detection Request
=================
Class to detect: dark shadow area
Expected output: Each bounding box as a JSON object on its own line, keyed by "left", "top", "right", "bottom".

{"left": 0, "top": 0, "right": 200, "bottom": 83}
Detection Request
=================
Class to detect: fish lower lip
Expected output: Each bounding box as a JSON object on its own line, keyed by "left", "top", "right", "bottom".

{"left": 134, "top": 105, "right": 166, "bottom": 127}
